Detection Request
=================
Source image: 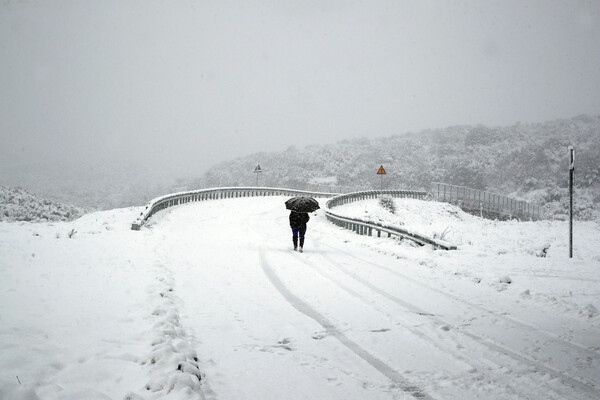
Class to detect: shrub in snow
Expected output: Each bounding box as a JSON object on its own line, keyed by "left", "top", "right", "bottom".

{"left": 433, "top": 227, "right": 451, "bottom": 241}
{"left": 379, "top": 195, "right": 396, "bottom": 214}
{"left": 536, "top": 245, "right": 550, "bottom": 257}
{"left": 0, "top": 186, "right": 83, "bottom": 222}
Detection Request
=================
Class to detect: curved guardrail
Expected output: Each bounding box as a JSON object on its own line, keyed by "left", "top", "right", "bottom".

{"left": 325, "top": 190, "right": 457, "bottom": 250}
{"left": 131, "top": 187, "right": 337, "bottom": 230}
{"left": 132, "top": 187, "right": 457, "bottom": 250}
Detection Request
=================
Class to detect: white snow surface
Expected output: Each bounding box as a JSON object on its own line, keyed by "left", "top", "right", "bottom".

{"left": 1, "top": 196, "right": 599, "bottom": 400}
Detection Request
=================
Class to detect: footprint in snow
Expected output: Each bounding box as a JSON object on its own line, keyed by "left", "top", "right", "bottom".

{"left": 312, "top": 332, "right": 330, "bottom": 340}
{"left": 369, "top": 328, "right": 390, "bottom": 333}
{"left": 260, "top": 338, "right": 295, "bottom": 352}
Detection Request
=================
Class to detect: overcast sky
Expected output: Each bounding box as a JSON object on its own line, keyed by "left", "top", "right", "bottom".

{"left": 1, "top": 0, "right": 599, "bottom": 181}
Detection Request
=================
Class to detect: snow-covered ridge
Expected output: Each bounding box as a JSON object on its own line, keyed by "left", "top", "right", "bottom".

{"left": 0, "top": 186, "right": 83, "bottom": 222}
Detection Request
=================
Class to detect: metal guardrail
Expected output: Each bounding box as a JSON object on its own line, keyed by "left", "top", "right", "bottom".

{"left": 131, "top": 187, "right": 456, "bottom": 250}
{"left": 325, "top": 190, "right": 457, "bottom": 250}
{"left": 131, "top": 187, "right": 338, "bottom": 230}
{"left": 432, "top": 182, "right": 544, "bottom": 221}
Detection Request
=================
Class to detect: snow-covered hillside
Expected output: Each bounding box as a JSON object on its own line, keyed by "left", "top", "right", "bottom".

{"left": 196, "top": 115, "right": 600, "bottom": 220}
{"left": 0, "top": 186, "right": 83, "bottom": 222}
{"left": 1, "top": 196, "right": 598, "bottom": 399}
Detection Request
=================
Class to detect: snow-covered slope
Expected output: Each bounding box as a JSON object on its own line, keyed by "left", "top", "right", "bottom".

{"left": 1, "top": 196, "right": 598, "bottom": 399}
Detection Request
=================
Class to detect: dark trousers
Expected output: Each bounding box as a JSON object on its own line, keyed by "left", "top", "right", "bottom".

{"left": 291, "top": 226, "right": 306, "bottom": 248}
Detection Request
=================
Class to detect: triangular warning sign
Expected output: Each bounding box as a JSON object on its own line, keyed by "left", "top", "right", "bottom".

{"left": 377, "top": 165, "right": 386, "bottom": 175}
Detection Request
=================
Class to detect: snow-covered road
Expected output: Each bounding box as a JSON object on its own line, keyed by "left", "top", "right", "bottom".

{"left": 1, "top": 196, "right": 599, "bottom": 399}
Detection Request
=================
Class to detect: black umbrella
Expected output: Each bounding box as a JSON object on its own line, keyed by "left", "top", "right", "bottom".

{"left": 285, "top": 196, "right": 320, "bottom": 213}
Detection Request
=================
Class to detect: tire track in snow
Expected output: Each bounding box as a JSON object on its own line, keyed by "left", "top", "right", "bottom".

{"left": 318, "top": 237, "right": 600, "bottom": 362}
{"left": 314, "top": 247, "right": 600, "bottom": 400}
{"left": 251, "top": 215, "right": 534, "bottom": 398}
{"left": 289, "top": 254, "right": 548, "bottom": 400}
{"left": 321, "top": 240, "right": 596, "bottom": 355}
{"left": 249, "top": 205, "right": 594, "bottom": 398}
{"left": 259, "top": 249, "right": 436, "bottom": 400}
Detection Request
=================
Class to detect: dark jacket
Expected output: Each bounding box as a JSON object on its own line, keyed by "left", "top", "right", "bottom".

{"left": 289, "top": 211, "right": 310, "bottom": 228}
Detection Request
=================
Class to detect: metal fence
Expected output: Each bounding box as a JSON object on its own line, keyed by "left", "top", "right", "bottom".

{"left": 432, "top": 182, "right": 544, "bottom": 221}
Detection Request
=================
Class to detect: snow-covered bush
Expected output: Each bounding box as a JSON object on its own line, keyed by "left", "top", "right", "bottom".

{"left": 378, "top": 195, "right": 396, "bottom": 214}
{"left": 0, "top": 186, "right": 83, "bottom": 222}
{"left": 433, "top": 227, "right": 451, "bottom": 241}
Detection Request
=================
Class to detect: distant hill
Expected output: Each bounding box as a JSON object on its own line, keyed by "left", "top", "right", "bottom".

{"left": 0, "top": 160, "right": 181, "bottom": 211}
{"left": 4, "top": 115, "right": 597, "bottom": 221}
{"left": 0, "top": 186, "right": 84, "bottom": 222}
{"left": 192, "top": 115, "right": 600, "bottom": 220}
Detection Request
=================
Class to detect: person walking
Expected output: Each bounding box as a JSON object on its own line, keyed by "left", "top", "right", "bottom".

{"left": 289, "top": 211, "right": 309, "bottom": 252}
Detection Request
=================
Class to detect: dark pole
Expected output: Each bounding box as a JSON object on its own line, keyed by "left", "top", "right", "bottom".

{"left": 569, "top": 146, "right": 574, "bottom": 258}
{"left": 254, "top": 163, "right": 262, "bottom": 187}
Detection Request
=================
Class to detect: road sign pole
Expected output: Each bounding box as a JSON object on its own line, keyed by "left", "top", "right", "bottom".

{"left": 253, "top": 164, "right": 262, "bottom": 187}
{"left": 569, "top": 146, "right": 574, "bottom": 258}
{"left": 376, "top": 165, "right": 386, "bottom": 191}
